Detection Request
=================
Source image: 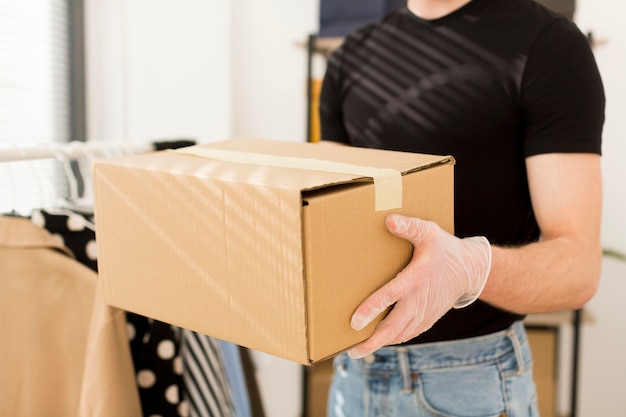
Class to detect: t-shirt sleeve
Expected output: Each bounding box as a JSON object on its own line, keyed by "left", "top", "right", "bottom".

{"left": 319, "top": 45, "right": 351, "bottom": 144}
{"left": 521, "top": 18, "right": 605, "bottom": 157}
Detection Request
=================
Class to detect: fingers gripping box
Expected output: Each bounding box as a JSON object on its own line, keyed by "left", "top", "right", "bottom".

{"left": 92, "top": 138, "right": 454, "bottom": 365}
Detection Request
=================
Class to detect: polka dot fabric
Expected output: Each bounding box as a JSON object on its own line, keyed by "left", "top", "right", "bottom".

{"left": 30, "top": 209, "right": 98, "bottom": 270}
{"left": 129, "top": 318, "right": 187, "bottom": 417}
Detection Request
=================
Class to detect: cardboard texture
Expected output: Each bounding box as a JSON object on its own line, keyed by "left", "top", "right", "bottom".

{"left": 93, "top": 138, "right": 454, "bottom": 364}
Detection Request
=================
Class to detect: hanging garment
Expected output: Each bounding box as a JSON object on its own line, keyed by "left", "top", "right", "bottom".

{"left": 31, "top": 208, "right": 187, "bottom": 417}
{"left": 30, "top": 208, "right": 97, "bottom": 270}
{"left": 0, "top": 216, "right": 141, "bottom": 417}
{"left": 31, "top": 208, "right": 244, "bottom": 417}
{"left": 218, "top": 341, "right": 253, "bottom": 417}
{"left": 78, "top": 275, "right": 144, "bottom": 417}
{"left": 130, "top": 318, "right": 187, "bottom": 416}
{"left": 182, "top": 330, "right": 235, "bottom": 417}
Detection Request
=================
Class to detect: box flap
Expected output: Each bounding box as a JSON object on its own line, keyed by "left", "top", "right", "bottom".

{"left": 210, "top": 138, "right": 451, "bottom": 171}
{"left": 174, "top": 144, "right": 410, "bottom": 211}
{"left": 101, "top": 138, "right": 452, "bottom": 199}
{"left": 182, "top": 138, "right": 451, "bottom": 189}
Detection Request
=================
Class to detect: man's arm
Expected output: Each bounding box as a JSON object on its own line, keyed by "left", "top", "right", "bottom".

{"left": 480, "top": 152, "right": 603, "bottom": 313}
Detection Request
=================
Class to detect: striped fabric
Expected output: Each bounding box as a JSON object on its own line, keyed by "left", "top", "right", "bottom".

{"left": 181, "top": 330, "right": 235, "bottom": 417}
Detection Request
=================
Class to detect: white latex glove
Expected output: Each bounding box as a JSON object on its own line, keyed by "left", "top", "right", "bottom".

{"left": 348, "top": 214, "right": 492, "bottom": 359}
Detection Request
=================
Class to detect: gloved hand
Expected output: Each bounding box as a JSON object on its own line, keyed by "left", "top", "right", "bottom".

{"left": 348, "top": 213, "right": 492, "bottom": 359}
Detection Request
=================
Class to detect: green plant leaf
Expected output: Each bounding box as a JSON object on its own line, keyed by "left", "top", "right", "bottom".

{"left": 603, "top": 248, "right": 626, "bottom": 262}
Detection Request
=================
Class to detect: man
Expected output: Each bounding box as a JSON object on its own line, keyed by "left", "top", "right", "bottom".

{"left": 319, "top": 0, "right": 605, "bottom": 415}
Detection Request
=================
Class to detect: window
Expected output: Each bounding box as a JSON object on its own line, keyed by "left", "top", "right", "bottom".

{"left": 0, "top": 0, "right": 85, "bottom": 214}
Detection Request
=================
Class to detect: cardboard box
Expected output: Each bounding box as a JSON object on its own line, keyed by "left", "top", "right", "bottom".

{"left": 93, "top": 138, "right": 454, "bottom": 364}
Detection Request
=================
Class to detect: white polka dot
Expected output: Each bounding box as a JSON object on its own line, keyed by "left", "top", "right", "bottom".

{"left": 157, "top": 339, "right": 176, "bottom": 360}
{"left": 137, "top": 369, "right": 156, "bottom": 388}
{"left": 126, "top": 322, "right": 136, "bottom": 341}
{"left": 85, "top": 239, "right": 98, "bottom": 260}
{"left": 172, "top": 356, "right": 183, "bottom": 375}
{"left": 142, "top": 332, "right": 151, "bottom": 344}
{"left": 67, "top": 215, "right": 85, "bottom": 231}
{"left": 177, "top": 400, "right": 189, "bottom": 417}
{"left": 165, "top": 384, "right": 179, "bottom": 404}
{"left": 31, "top": 211, "right": 44, "bottom": 227}
{"left": 52, "top": 233, "right": 65, "bottom": 246}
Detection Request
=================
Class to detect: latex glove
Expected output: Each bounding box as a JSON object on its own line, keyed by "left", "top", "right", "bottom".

{"left": 348, "top": 214, "right": 492, "bottom": 359}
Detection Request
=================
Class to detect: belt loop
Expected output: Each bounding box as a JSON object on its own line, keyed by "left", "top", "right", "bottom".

{"left": 396, "top": 347, "right": 413, "bottom": 393}
{"left": 506, "top": 322, "right": 525, "bottom": 375}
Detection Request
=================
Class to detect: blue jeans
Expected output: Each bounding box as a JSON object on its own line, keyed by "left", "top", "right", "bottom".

{"left": 327, "top": 321, "right": 539, "bottom": 417}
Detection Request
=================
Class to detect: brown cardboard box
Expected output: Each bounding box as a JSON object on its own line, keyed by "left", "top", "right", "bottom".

{"left": 93, "top": 138, "right": 454, "bottom": 364}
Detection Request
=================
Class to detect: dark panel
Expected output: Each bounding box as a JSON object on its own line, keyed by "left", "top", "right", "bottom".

{"left": 319, "top": 0, "right": 405, "bottom": 37}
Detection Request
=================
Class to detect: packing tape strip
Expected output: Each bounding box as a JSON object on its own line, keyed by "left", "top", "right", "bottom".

{"left": 172, "top": 146, "right": 402, "bottom": 211}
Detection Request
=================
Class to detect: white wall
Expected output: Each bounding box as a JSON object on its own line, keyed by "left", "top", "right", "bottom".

{"left": 576, "top": 0, "right": 626, "bottom": 254}
{"left": 573, "top": 2, "right": 626, "bottom": 415}
{"left": 231, "top": 0, "right": 318, "bottom": 142}
{"left": 85, "top": 1, "right": 626, "bottom": 416}
{"left": 85, "top": 0, "right": 232, "bottom": 145}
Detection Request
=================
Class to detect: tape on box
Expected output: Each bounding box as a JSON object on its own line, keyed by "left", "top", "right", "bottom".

{"left": 172, "top": 146, "right": 403, "bottom": 211}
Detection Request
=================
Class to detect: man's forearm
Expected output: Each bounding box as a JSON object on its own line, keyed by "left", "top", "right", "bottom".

{"left": 480, "top": 237, "right": 602, "bottom": 314}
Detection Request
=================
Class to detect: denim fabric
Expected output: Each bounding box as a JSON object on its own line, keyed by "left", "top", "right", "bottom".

{"left": 327, "top": 321, "right": 539, "bottom": 417}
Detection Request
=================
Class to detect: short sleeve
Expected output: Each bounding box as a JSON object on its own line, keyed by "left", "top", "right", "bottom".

{"left": 521, "top": 18, "right": 605, "bottom": 156}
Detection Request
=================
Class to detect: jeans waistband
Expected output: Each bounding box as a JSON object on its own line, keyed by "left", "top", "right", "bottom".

{"left": 359, "top": 320, "right": 528, "bottom": 373}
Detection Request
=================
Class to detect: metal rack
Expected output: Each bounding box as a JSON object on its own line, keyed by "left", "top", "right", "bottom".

{"left": 0, "top": 141, "right": 153, "bottom": 163}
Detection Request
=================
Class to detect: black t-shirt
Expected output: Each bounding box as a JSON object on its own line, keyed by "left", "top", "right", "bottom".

{"left": 319, "top": 0, "right": 605, "bottom": 343}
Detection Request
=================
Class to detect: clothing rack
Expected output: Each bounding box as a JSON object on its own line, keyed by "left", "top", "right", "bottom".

{"left": 0, "top": 139, "right": 195, "bottom": 216}
{"left": 0, "top": 141, "right": 154, "bottom": 163}
{"left": 1, "top": 138, "right": 260, "bottom": 417}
